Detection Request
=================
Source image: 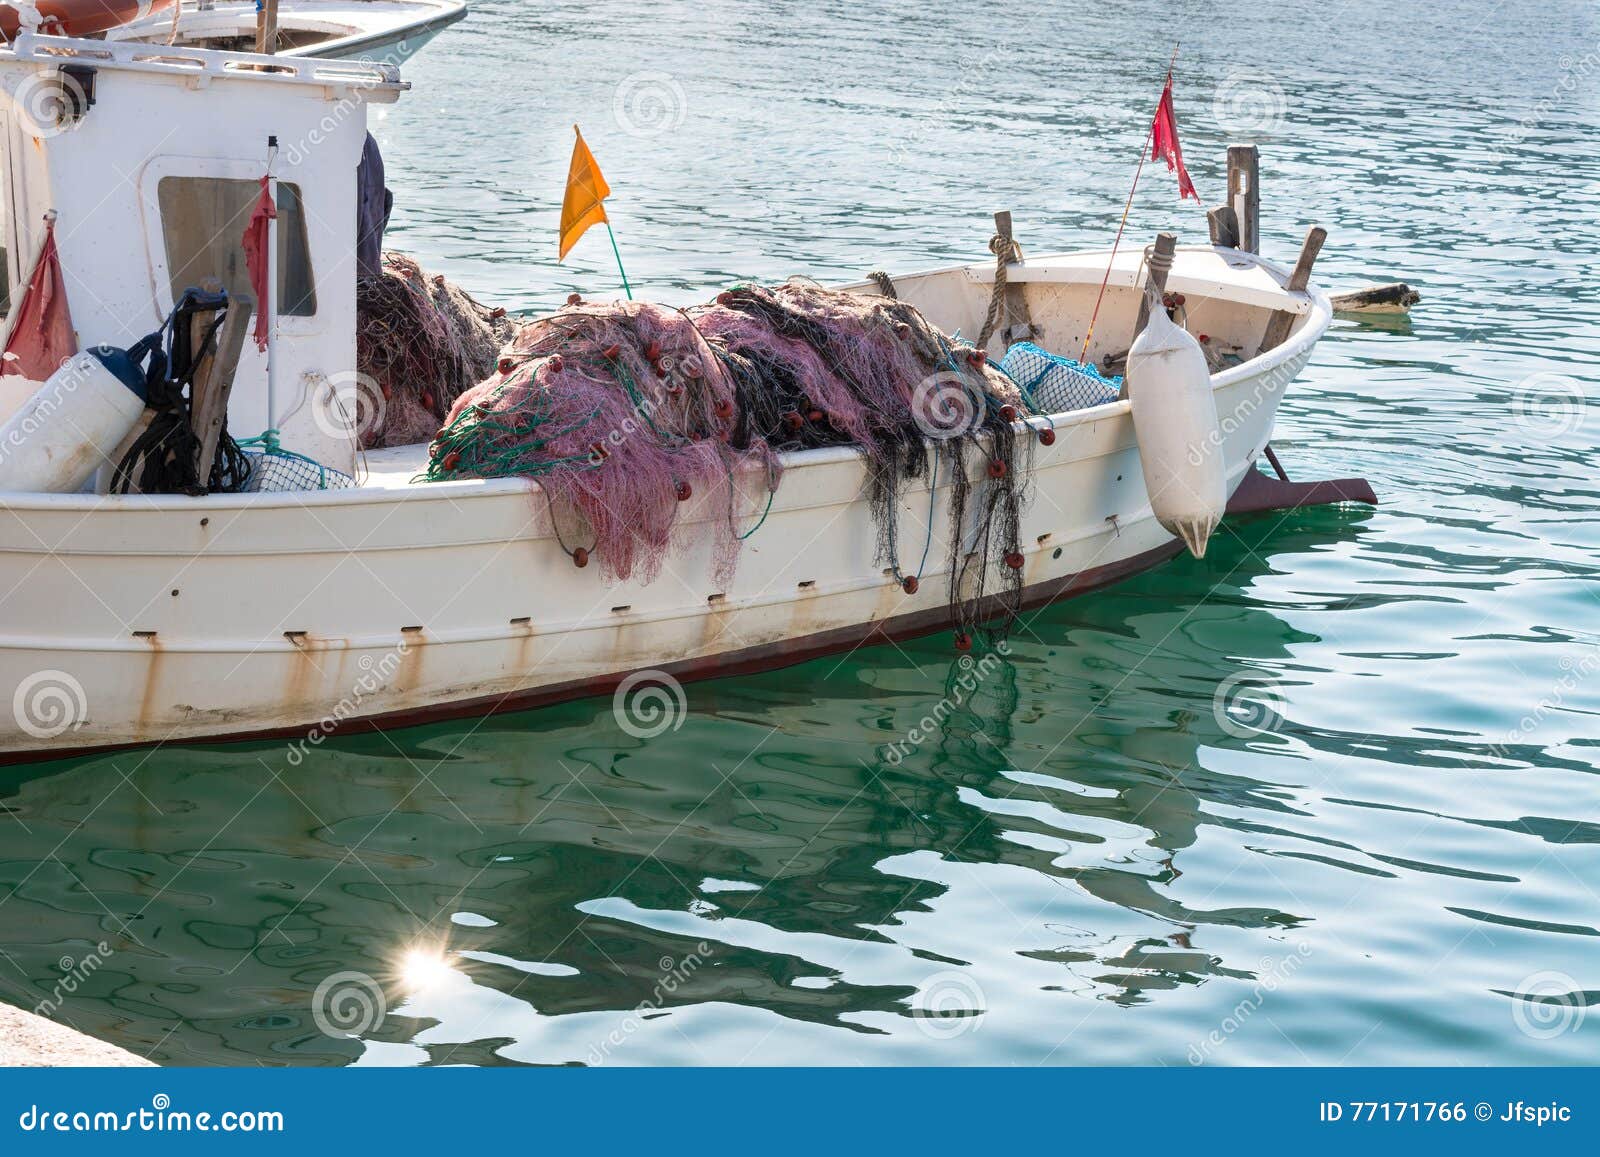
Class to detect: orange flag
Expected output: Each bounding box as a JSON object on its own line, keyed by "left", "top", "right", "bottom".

{"left": 559, "top": 126, "right": 611, "bottom": 261}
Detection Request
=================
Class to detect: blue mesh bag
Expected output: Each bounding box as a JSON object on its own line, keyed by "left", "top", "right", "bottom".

{"left": 997, "top": 342, "right": 1122, "bottom": 414}
{"left": 241, "top": 445, "right": 355, "bottom": 493}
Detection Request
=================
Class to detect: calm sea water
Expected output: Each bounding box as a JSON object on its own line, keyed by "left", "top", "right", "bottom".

{"left": 1, "top": 0, "right": 1596, "bottom": 1066}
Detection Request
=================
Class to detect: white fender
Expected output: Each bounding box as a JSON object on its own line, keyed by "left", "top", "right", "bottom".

{"left": 0, "top": 349, "right": 148, "bottom": 494}
{"left": 0, "top": 373, "right": 43, "bottom": 427}
{"left": 1126, "top": 303, "right": 1226, "bottom": 558}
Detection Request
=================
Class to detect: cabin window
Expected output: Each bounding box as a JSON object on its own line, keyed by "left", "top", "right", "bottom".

{"left": 157, "top": 177, "right": 316, "bottom": 317}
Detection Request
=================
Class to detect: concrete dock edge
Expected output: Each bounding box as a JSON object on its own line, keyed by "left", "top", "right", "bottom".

{"left": 0, "top": 1003, "right": 155, "bottom": 1067}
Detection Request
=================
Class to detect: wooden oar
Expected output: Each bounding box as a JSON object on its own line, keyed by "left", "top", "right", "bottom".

{"left": 1259, "top": 226, "right": 1326, "bottom": 353}
{"left": 192, "top": 295, "right": 254, "bottom": 487}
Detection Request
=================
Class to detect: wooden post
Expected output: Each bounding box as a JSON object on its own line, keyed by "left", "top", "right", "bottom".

{"left": 1207, "top": 205, "right": 1239, "bottom": 249}
{"left": 192, "top": 296, "right": 254, "bottom": 487}
{"left": 256, "top": 0, "right": 279, "bottom": 54}
{"left": 1259, "top": 226, "right": 1327, "bottom": 352}
{"left": 1132, "top": 231, "right": 1178, "bottom": 337}
{"left": 1226, "top": 145, "right": 1260, "bottom": 254}
{"left": 992, "top": 210, "right": 1033, "bottom": 348}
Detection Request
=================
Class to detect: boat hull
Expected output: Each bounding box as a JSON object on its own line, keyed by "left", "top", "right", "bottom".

{"left": 103, "top": 1, "right": 467, "bottom": 65}
{"left": 4, "top": 538, "right": 1187, "bottom": 767}
{"left": 0, "top": 341, "right": 1316, "bottom": 763}
{"left": 292, "top": 3, "right": 465, "bottom": 63}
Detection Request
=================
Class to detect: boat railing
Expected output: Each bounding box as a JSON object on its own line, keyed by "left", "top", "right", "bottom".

{"left": 5, "top": 32, "right": 408, "bottom": 98}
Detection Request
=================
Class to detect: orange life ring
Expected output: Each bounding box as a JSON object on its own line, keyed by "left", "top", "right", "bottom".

{"left": 1, "top": 1, "right": 179, "bottom": 40}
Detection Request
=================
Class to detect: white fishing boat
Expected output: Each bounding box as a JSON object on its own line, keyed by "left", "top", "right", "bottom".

{"left": 0, "top": 33, "right": 1373, "bottom": 762}
{"left": 105, "top": 0, "right": 468, "bottom": 63}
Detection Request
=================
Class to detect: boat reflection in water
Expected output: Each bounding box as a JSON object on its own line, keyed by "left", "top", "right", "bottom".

{"left": 0, "top": 514, "right": 1365, "bottom": 1066}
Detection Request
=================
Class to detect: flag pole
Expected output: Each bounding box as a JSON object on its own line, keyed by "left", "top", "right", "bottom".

{"left": 1078, "top": 44, "right": 1180, "bottom": 365}
{"left": 265, "top": 134, "right": 279, "bottom": 447}
{"left": 604, "top": 220, "right": 633, "bottom": 301}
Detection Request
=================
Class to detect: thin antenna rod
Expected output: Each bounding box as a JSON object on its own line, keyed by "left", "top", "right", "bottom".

{"left": 1078, "top": 44, "right": 1180, "bottom": 365}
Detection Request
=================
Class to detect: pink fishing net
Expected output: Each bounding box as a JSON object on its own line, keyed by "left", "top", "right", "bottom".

{"left": 355, "top": 252, "right": 515, "bottom": 449}
{"left": 425, "top": 278, "right": 1034, "bottom": 639}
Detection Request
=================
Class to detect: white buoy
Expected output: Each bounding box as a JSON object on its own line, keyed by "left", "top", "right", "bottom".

{"left": 1126, "top": 295, "right": 1226, "bottom": 558}
{"left": 0, "top": 372, "right": 44, "bottom": 428}
{"left": 0, "top": 348, "right": 148, "bottom": 494}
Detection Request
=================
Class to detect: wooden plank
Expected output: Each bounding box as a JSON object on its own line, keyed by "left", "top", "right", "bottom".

{"left": 964, "top": 257, "right": 1311, "bottom": 315}
{"left": 1283, "top": 227, "right": 1326, "bottom": 293}
{"left": 1259, "top": 226, "right": 1327, "bottom": 352}
{"left": 1227, "top": 144, "right": 1260, "bottom": 254}
{"left": 1329, "top": 282, "right": 1420, "bottom": 313}
{"left": 1207, "top": 205, "right": 1239, "bottom": 248}
{"left": 193, "top": 295, "right": 254, "bottom": 487}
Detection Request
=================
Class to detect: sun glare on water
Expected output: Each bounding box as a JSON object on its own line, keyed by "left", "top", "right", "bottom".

{"left": 398, "top": 947, "right": 454, "bottom": 993}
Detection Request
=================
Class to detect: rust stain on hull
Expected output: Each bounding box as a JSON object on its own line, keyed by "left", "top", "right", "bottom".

{"left": 135, "top": 634, "right": 165, "bottom": 740}
{"left": 512, "top": 619, "right": 538, "bottom": 677}
{"left": 394, "top": 630, "right": 427, "bottom": 701}
{"left": 4, "top": 540, "right": 1187, "bottom": 767}
{"left": 282, "top": 634, "right": 319, "bottom": 718}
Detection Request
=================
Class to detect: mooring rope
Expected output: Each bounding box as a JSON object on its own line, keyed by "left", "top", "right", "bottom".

{"left": 976, "top": 230, "right": 1024, "bottom": 351}
{"left": 867, "top": 270, "right": 898, "bottom": 299}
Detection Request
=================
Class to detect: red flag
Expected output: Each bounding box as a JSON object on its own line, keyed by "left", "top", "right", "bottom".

{"left": 1151, "top": 78, "right": 1199, "bottom": 201}
{"left": 242, "top": 176, "right": 277, "bottom": 353}
{"left": 1, "top": 216, "right": 76, "bottom": 380}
